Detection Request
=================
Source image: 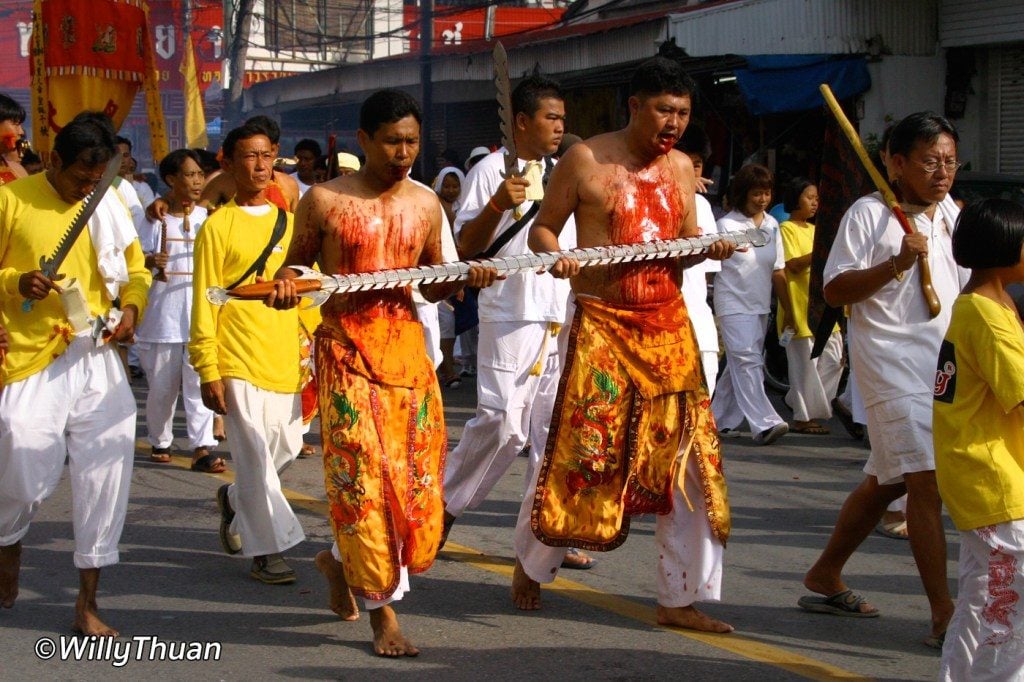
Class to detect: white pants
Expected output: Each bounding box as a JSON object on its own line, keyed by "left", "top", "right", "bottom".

{"left": 941, "top": 521, "right": 1024, "bottom": 681}
{"left": 712, "top": 313, "right": 784, "bottom": 434}
{"left": 784, "top": 332, "right": 843, "bottom": 422}
{"left": 137, "top": 341, "right": 216, "bottom": 450}
{"left": 0, "top": 337, "right": 135, "bottom": 568}
{"left": 222, "top": 379, "right": 305, "bottom": 557}
{"left": 700, "top": 349, "right": 719, "bottom": 398}
{"left": 514, "top": 448, "right": 723, "bottom": 607}
{"left": 331, "top": 541, "right": 410, "bottom": 610}
{"left": 414, "top": 300, "right": 443, "bottom": 370}
{"left": 444, "top": 320, "right": 562, "bottom": 517}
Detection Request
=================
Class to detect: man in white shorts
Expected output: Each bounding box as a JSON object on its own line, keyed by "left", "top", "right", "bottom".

{"left": 799, "top": 112, "right": 969, "bottom": 648}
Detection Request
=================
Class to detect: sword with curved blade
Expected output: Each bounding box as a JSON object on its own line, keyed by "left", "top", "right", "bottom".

{"left": 21, "top": 155, "right": 123, "bottom": 312}
{"left": 206, "top": 228, "right": 768, "bottom": 306}
{"left": 493, "top": 41, "right": 520, "bottom": 180}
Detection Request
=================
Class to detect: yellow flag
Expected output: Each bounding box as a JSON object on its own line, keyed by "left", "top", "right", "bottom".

{"left": 180, "top": 32, "right": 208, "bottom": 150}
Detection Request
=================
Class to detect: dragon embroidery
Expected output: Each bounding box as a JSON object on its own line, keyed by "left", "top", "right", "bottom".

{"left": 566, "top": 368, "right": 622, "bottom": 496}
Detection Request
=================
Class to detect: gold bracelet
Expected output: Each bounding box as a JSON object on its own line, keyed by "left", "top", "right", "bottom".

{"left": 889, "top": 256, "right": 905, "bottom": 282}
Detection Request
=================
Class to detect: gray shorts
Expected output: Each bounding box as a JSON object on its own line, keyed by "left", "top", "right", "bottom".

{"left": 863, "top": 393, "right": 934, "bottom": 485}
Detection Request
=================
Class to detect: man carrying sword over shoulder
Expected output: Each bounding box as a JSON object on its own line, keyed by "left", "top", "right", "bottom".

{"left": 0, "top": 112, "right": 150, "bottom": 637}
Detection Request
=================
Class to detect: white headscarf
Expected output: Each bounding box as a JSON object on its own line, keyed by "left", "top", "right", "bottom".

{"left": 432, "top": 166, "right": 465, "bottom": 195}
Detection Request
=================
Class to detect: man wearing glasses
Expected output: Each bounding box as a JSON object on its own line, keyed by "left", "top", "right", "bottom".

{"left": 799, "top": 112, "right": 968, "bottom": 650}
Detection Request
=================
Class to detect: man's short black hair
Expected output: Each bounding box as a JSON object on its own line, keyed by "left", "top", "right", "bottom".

{"left": 782, "top": 177, "right": 815, "bottom": 213}
{"left": 294, "top": 138, "right": 322, "bottom": 157}
{"left": 511, "top": 75, "right": 564, "bottom": 118}
{"left": 222, "top": 122, "right": 271, "bottom": 159}
{"left": 0, "top": 94, "right": 25, "bottom": 124}
{"left": 244, "top": 115, "right": 281, "bottom": 145}
{"left": 115, "top": 136, "right": 132, "bottom": 151}
{"left": 629, "top": 56, "right": 697, "bottom": 101}
{"left": 159, "top": 148, "right": 201, "bottom": 185}
{"left": 728, "top": 163, "right": 773, "bottom": 211}
{"left": 192, "top": 148, "right": 220, "bottom": 174}
{"left": 359, "top": 89, "right": 421, "bottom": 137}
{"left": 888, "top": 112, "right": 958, "bottom": 158}
{"left": 54, "top": 112, "right": 117, "bottom": 168}
{"left": 953, "top": 198, "right": 1024, "bottom": 270}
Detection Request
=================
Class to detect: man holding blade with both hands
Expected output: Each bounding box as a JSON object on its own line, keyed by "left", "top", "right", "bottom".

{"left": 0, "top": 112, "right": 150, "bottom": 637}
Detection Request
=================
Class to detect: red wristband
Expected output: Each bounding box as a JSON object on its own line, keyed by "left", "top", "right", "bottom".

{"left": 487, "top": 197, "right": 504, "bottom": 214}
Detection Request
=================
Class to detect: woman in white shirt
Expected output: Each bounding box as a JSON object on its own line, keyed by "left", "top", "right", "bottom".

{"left": 711, "top": 164, "right": 789, "bottom": 445}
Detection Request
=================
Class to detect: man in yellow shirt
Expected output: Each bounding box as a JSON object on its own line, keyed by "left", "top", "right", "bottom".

{"left": 0, "top": 112, "right": 150, "bottom": 637}
{"left": 190, "top": 121, "right": 305, "bottom": 585}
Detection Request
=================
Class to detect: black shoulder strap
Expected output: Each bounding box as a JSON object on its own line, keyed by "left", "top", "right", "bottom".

{"left": 475, "top": 156, "right": 555, "bottom": 259}
{"left": 226, "top": 207, "right": 287, "bottom": 290}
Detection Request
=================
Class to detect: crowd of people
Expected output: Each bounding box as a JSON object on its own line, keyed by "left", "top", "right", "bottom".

{"left": 0, "top": 54, "right": 1021, "bottom": 677}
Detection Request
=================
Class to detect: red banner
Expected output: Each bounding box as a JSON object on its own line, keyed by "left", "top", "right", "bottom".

{"left": 149, "top": 0, "right": 224, "bottom": 92}
{"left": 42, "top": 0, "right": 147, "bottom": 80}
{"left": 405, "top": 6, "right": 564, "bottom": 52}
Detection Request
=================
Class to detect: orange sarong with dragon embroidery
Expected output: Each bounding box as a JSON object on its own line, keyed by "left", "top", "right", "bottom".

{"left": 531, "top": 294, "right": 730, "bottom": 551}
{"left": 315, "top": 313, "right": 446, "bottom": 600}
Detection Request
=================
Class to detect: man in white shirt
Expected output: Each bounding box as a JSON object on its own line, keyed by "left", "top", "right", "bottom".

{"left": 800, "top": 112, "right": 968, "bottom": 649}
{"left": 440, "top": 75, "right": 589, "bottom": 568}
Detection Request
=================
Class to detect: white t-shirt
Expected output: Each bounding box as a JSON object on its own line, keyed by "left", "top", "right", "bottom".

{"left": 455, "top": 149, "right": 575, "bottom": 324}
{"left": 823, "top": 193, "right": 968, "bottom": 407}
{"left": 132, "top": 180, "right": 155, "bottom": 211}
{"left": 114, "top": 177, "right": 146, "bottom": 233}
{"left": 682, "top": 193, "right": 720, "bottom": 352}
{"left": 136, "top": 206, "right": 210, "bottom": 343}
{"left": 409, "top": 179, "right": 459, "bottom": 306}
{"left": 712, "top": 209, "right": 785, "bottom": 317}
{"left": 296, "top": 178, "right": 312, "bottom": 198}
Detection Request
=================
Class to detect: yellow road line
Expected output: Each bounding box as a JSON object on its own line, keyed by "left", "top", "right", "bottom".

{"left": 144, "top": 446, "right": 867, "bottom": 680}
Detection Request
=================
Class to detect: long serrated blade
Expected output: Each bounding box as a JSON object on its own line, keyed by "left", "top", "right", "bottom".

{"left": 39, "top": 154, "right": 123, "bottom": 279}
{"left": 493, "top": 42, "right": 519, "bottom": 178}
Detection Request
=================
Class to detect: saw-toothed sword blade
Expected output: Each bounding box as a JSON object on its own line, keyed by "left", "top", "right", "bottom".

{"left": 493, "top": 42, "right": 519, "bottom": 178}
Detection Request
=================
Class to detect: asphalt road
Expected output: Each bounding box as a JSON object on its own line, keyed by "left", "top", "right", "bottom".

{"left": 2, "top": 373, "right": 952, "bottom": 681}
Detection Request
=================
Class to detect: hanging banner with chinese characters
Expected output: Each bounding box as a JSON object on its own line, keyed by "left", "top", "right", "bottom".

{"left": 30, "top": 0, "right": 167, "bottom": 159}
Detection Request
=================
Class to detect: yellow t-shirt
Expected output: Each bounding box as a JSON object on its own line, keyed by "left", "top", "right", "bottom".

{"left": 189, "top": 201, "right": 301, "bottom": 393}
{"left": 779, "top": 220, "right": 815, "bottom": 337}
{"left": 0, "top": 173, "right": 150, "bottom": 385}
{"left": 934, "top": 293, "right": 1024, "bottom": 531}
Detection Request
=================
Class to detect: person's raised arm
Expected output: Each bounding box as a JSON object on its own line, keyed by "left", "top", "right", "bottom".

{"left": 456, "top": 168, "right": 529, "bottom": 258}
{"left": 265, "top": 186, "right": 326, "bottom": 310}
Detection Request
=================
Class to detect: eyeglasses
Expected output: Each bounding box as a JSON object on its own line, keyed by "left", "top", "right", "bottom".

{"left": 911, "top": 159, "right": 963, "bottom": 174}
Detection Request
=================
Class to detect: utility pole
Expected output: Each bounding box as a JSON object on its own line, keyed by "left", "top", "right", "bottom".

{"left": 419, "top": 0, "right": 433, "bottom": 180}
{"left": 225, "top": 0, "right": 256, "bottom": 129}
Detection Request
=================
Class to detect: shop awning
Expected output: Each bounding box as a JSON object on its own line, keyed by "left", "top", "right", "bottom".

{"left": 734, "top": 55, "right": 871, "bottom": 115}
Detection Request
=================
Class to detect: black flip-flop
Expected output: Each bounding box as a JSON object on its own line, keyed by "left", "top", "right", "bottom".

{"left": 560, "top": 547, "right": 597, "bottom": 570}
{"left": 191, "top": 453, "right": 226, "bottom": 473}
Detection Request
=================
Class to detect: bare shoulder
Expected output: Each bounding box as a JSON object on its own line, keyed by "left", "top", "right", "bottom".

{"left": 276, "top": 171, "right": 299, "bottom": 191}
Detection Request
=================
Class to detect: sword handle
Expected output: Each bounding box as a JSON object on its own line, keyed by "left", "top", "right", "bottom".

{"left": 220, "top": 278, "right": 324, "bottom": 301}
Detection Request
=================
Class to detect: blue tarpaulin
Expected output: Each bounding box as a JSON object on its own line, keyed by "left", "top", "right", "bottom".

{"left": 734, "top": 55, "right": 871, "bottom": 115}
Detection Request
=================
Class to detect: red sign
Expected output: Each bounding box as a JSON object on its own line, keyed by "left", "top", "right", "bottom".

{"left": 149, "top": 0, "right": 224, "bottom": 92}
{"left": 405, "top": 6, "right": 565, "bottom": 52}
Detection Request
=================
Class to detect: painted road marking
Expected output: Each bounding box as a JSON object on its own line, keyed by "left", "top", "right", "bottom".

{"left": 145, "top": 448, "right": 867, "bottom": 680}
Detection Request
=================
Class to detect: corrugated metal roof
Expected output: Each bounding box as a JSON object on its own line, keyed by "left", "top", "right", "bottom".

{"left": 668, "top": 0, "right": 937, "bottom": 57}
{"left": 939, "top": 0, "right": 1024, "bottom": 48}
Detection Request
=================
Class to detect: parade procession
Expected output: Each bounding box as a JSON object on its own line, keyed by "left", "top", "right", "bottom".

{"left": 2, "top": 1, "right": 1024, "bottom": 679}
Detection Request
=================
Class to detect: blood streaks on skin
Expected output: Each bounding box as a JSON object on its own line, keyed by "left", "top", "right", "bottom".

{"left": 605, "top": 166, "right": 685, "bottom": 303}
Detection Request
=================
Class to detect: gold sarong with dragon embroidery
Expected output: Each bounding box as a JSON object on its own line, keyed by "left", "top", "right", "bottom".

{"left": 315, "top": 313, "right": 446, "bottom": 600}
{"left": 531, "top": 294, "right": 730, "bottom": 551}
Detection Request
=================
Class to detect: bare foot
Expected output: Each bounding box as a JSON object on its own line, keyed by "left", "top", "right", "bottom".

{"left": 72, "top": 596, "right": 118, "bottom": 637}
{"left": 511, "top": 559, "right": 541, "bottom": 611}
{"left": 657, "top": 604, "right": 734, "bottom": 633}
{"left": 0, "top": 542, "right": 21, "bottom": 608}
{"left": 369, "top": 605, "right": 419, "bottom": 657}
{"left": 315, "top": 550, "right": 359, "bottom": 621}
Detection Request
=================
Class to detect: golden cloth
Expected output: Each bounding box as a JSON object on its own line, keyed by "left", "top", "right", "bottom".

{"left": 531, "top": 294, "right": 730, "bottom": 551}
{"left": 316, "top": 312, "right": 446, "bottom": 600}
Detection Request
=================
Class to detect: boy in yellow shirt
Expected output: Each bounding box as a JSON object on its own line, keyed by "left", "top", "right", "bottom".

{"left": 0, "top": 112, "right": 150, "bottom": 637}
{"left": 190, "top": 122, "right": 304, "bottom": 585}
{"left": 935, "top": 198, "right": 1024, "bottom": 677}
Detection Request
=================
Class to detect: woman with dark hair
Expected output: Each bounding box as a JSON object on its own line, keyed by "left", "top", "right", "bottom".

{"left": 711, "top": 164, "right": 789, "bottom": 445}
{"left": 0, "top": 93, "right": 27, "bottom": 184}
{"left": 778, "top": 178, "right": 843, "bottom": 434}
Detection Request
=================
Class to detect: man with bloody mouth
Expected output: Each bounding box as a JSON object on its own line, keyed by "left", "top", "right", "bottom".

{"left": 511, "top": 56, "right": 737, "bottom": 633}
